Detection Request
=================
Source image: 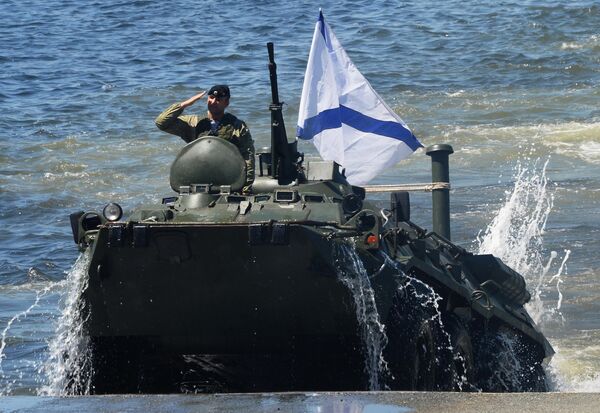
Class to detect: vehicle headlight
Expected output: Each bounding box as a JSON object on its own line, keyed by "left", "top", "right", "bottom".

{"left": 102, "top": 202, "right": 123, "bottom": 222}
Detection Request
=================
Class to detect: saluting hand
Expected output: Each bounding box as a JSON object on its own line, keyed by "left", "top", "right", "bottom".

{"left": 180, "top": 91, "right": 207, "bottom": 109}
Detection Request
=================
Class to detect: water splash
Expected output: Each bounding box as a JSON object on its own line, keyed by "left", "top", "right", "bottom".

{"left": 476, "top": 327, "right": 547, "bottom": 391}
{"left": 333, "top": 243, "right": 468, "bottom": 391}
{"left": 38, "top": 251, "right": 92, "bottom": 396}
{"left": 475, "top": 157, "right": 569, "bottom": 323}
{"left": 477, "top": 158, "right": 553, "bottom": 276}
{"left": 0, "top": 284, "right": 55, "bottom": 395}
{"left": 382, "top": 254, "right": 468, "bottom": 391}
{"left": 474, "top": 157, "right": 574, "bottom": 390}
{"left": 333, "top": 242, "right": 390, "bottom": 390}
{"left": 528, "top": 250, "right": 571, "bottom": 327}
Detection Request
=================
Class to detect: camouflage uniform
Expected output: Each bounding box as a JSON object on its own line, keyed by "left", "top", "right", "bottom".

{"left": 155, "top": 103, "right": 255, "bottom": 192}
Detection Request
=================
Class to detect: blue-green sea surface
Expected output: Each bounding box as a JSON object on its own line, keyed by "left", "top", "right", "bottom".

{"left": 0, "top": 0, "right": 599, "bottom": 394}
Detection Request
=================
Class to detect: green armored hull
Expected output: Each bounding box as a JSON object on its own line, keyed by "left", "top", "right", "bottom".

{"left": 85, "top": 222, "right": 381, "bottom": 351}
{"left": 82, "top": 222, "right": 377, "bottom": 392}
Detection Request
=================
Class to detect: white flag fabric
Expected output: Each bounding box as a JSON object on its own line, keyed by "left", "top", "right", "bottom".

{"left": 297, "top": 11, "right": 422, "bottom": 185}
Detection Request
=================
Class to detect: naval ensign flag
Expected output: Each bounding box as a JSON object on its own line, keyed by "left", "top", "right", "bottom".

{"left": 297, "top": 11, "right": 422, "bottom": 185}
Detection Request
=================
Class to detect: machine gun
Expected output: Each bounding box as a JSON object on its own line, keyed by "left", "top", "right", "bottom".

{"left": 267, "top": 42, "right": 300, "bottom": 184}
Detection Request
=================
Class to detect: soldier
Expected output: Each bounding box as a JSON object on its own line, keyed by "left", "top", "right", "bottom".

{"left": 155, "top": 85, "right": 255, "bottom": 193}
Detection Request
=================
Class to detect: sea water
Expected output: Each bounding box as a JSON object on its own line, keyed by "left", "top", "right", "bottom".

{"left": 1, "top": 0, "right": 599, "bottom": 394}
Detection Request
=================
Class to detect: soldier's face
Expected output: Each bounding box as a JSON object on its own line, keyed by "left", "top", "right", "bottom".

{"left": 207, "top": 95, "right": 229, "bottom": 115}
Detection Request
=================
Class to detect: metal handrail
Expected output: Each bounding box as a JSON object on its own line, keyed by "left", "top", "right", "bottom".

{"left": 363, "top": 182, "right": 451, "bottom": 193}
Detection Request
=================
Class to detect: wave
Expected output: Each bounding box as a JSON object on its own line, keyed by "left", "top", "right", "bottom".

{"left": 549, "top": 332, "right": 600, "bottom": 392}
{"left": 440, "top": 121, "right": 600, "bottom": 165}
{"left": 561, "top": 34, "right": 600, "bottom": 51}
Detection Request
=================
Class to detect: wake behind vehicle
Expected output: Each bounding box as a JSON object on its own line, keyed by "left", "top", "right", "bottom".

{"left": 69, "top": 44, "right": 553, "bottom": 394}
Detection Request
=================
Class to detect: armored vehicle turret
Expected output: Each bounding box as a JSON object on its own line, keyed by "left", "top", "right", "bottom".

{"left": 69, "top": 44, "right": 552, "bottom": 394}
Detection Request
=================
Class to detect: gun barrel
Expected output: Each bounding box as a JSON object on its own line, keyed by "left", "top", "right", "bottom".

{"left": 267, "top": 42, "right": 279, "bottom": 104}
{"left": 266, "top": 42, "right": 298, "bottom": 185}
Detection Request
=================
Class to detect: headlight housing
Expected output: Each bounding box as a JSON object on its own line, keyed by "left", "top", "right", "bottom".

{"left": 102, "top": 202, "right": 123, "bottom": 222}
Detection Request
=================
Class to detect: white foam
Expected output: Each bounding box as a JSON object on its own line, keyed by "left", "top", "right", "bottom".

{"left": 561, "top": 34, "right": 600, "bottom": 51}
{"left": 43, "top": 171, "right": 90, "bottom": 181}
{"left": 449, "top": 121, "right": 600, "bottom": 164}
{"left": 561, "top": 42, "right": 583, "bottom": 50}
{"left": 547, "top": 345, "right": 600, "bottom": 392}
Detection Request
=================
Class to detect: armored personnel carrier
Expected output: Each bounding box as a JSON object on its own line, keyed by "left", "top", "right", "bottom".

{"left": 69, "top": 44, "right": 553, "bottom": 394}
